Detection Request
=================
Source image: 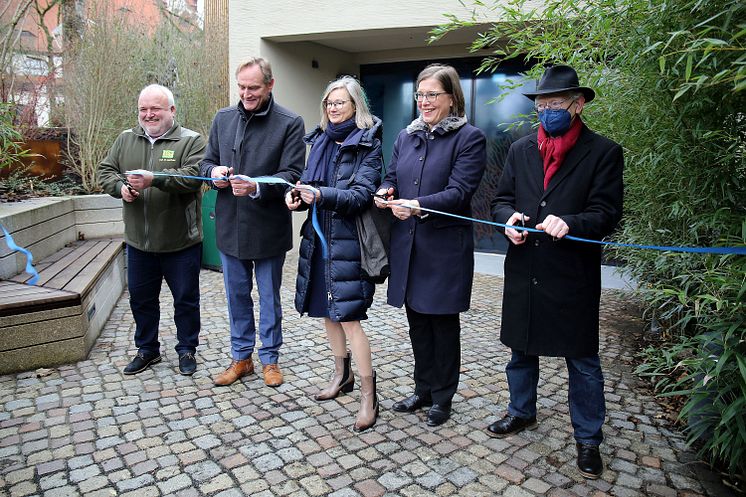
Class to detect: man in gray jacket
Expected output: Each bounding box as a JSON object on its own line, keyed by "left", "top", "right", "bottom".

{"left": 99, "top": 84, "right": 205, "bottom": 377}
{"left": 200, "top": 57, "right": 305, "bottom": 388}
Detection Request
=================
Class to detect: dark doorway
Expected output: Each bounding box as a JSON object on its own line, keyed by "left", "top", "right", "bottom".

{"left": 361, "top": 58, "right": 534, "bottom": 253}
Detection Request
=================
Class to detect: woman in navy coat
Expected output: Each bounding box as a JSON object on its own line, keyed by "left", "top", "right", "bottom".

{"left": 375, "top": 64, "right": 486, "bottom": 427}
{"left": 286, "top": 77, "right": 383, "bottom": 432}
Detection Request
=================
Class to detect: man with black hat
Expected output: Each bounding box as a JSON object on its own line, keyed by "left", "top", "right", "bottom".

{"left": 489, "top": 65, "right": 624, "bottom": 479}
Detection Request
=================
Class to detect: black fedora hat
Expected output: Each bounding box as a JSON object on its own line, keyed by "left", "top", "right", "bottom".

{"left": 522, "top": 65, "right": 595, "bottom": 102}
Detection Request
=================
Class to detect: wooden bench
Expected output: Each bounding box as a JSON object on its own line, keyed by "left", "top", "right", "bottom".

{"left": 0, "top": 238, "right": 125, "bottom": 375}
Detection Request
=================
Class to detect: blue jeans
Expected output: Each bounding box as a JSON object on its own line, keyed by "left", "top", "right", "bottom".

{"left": 220, "top": 251, "right": 284, "bottom": 364}
{"left": 127, "top": 243, "right": 201, "bottom": 356}
{"left": 506, "top": 350, "right": 605, "bottom": 445}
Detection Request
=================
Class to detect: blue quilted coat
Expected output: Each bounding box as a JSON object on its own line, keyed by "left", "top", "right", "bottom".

{"left": 294, "top": 118, "right": 384, "bottom": 322}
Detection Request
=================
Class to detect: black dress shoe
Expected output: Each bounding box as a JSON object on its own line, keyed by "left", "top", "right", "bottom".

{"left": 392, "top": 394, "right": 432, "bottom": 413}
{"left": 178, "top": 352, "right": 197, "bottom": 376}
{"left": 426, "top": 403, "right": 451, "bottom": 427}
{"left": 485, "top": 414, "right": 538, "bottom": 438}
{"left": 123, "top": 352, "right": 161, "bottom": 375}
{"left": 576, "top": 443, "right": 603, "bottom": 479}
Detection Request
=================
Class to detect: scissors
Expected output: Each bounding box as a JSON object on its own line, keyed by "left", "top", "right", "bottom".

{"left": 520, "top": 213, "right": 526, "bottom": 240}
{"left": 118, "top": 173, "right": 137, "bottom": 196}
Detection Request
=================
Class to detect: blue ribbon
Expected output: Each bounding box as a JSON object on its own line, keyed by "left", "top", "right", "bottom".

{"left": 127, "top": 171, "right": 330, "bottom": 258}
{"left": 128, "top": 172, "right": 745, "bottom": 256}
{"left": 232, "top": 175, "right": 328, "bottom": 258}
{"left": 310, "top": 202, "right": 329, "bottom": 259}
{"left": 1, "top": 224, "right": 40, "bottom": 285}
{"left": 125, "top": 171, "right": 229, "bottom": 182}
{"left": 397, "top": 203, "right": 746, "bottom": 256}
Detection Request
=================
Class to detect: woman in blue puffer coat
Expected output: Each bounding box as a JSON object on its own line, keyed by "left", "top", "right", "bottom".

{"left": 285, "top": 76, "right": 383, "bottom": 432}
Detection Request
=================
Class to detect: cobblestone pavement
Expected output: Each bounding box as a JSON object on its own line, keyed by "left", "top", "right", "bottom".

{"left": 0, "top": 252, "right": 734, "bottom": 497}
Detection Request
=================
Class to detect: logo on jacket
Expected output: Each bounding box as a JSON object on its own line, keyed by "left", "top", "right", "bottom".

{"left": 161, "top": 150, "right": 175, "bottom": 159}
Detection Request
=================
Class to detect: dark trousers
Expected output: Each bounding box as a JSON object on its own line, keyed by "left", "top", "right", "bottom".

{"left": 506, "top": 350, "right": 606, "bottom": 445}
{"left": 405, "top": 306, "right": 461, "bottom": 406}
{"left": 127, "top": 243, "right": 201, "bottom": 356}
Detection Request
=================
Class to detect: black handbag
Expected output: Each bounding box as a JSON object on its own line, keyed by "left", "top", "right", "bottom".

{"left": 356, "top": 205, "right": 392, "bottom": 283}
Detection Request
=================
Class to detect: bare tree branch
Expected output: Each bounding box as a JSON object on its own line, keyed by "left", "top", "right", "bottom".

{"left": 1, "top": 0, "right": 35, "bottom": 96}
{"left": 32, "top": 0, "right": 64, "bottom": 124}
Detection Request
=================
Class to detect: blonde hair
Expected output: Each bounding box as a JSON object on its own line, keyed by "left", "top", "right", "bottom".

{"left": 319, "top": 76, "right": 375, "bottom": 130}
{"left": 235, "top": 57, "right": 273, "bottom": 83}
{"left": 416, "top": 64, "right": 466, "bottom": 118}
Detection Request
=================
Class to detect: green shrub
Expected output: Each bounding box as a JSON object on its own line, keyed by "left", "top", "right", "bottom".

{"left": 0, "top": 102, "right": 31, "bottom": 172}
{"left": 636, "top": 250, "right": 745, "bottom": 478}
{"left": 435, "top": 0, "right": 745, "bottom": 479}
{"left": 0, "top": 166, "right": 83, "bottom": 200}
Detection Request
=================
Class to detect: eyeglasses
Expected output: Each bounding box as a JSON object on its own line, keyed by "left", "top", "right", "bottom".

{"left": 324, "top": 100, "right": 349, "bottom": 109}
{"left": 534, "top": 97, "right": 575, "bottom": 112}
{"left": 414, "top": 91, "right": 448, "bottom": 102}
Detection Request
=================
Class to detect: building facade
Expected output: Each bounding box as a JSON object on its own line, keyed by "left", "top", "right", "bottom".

{"left": 1, "top": 0, "right": 202, "bottom": 127}
{"left": 228, "top": 0, "right": 539, "bottom": 252}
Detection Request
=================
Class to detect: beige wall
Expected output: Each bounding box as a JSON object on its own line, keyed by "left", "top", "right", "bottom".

{"left": 227, "top": 0, "right": 526, "bottom": 129}
{"left": 257, "top": 40, "right": 356, "bottom": 132}
{"left": 230, "top": 0, "right": 476, "bottom": 36}
{"left": 229, "top": 0, "right": 485, "bottom": 49}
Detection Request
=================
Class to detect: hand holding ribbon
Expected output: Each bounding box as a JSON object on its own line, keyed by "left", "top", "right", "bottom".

{"left": 388, "top": 198, "right": 421, "bottom": 220}
{"left": 126, "top": 169, "right": 154, "bottom": 190}
{"left": 536, "top": 214, "right": 569, "bottom": 240}
{"left": 293, "top": 182, "right": 321, "bottom": 204}
{"left": 229, "top": 174, "right": 257, "bottom": 196}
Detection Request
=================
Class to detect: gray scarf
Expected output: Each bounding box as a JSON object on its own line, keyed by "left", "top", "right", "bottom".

{"left": 406, "top": 115, "right": 467, "bottom": 135}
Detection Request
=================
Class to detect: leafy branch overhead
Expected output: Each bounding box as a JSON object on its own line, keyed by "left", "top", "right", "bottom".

{"left": 432, "top": 0, "right": 745, "bottom": 97}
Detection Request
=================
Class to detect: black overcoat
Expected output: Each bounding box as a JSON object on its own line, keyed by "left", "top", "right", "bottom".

{"left": 492, "top": 125, "right": 624, "bottom": 358}
{"left": 294, "top": 119, "right": 384, "bottom": 322}
{"left": 200, "top": 96, "right": 306, "bottom": 260}
{"left": 381, "top": 118, "right": 486, "bottom": 314}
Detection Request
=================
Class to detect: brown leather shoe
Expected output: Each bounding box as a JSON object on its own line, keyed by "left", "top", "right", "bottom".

{"left": 213, "top": 358, "right": 254, "bottom": 386}
{"left": 262, "top": 364, "right": 283, "bottom": 387}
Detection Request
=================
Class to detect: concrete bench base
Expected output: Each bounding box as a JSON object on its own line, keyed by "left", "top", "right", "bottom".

{"left": 0, "top": 238, "right": 125, "bottom": 375}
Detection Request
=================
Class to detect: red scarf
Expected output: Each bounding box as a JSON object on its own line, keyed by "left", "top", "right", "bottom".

{"left": 538, "top": 117, "right": 583, "bottom": 190}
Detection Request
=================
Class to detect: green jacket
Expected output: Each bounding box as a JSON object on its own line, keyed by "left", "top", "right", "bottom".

{"left": 98, "top": 122, "right": 206, "bottom": 253}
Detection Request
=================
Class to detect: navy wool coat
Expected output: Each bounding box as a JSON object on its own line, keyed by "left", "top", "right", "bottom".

{"left": 294, "top": 119, "right": 384, "bottom": 322}
{"left": 381, "top": 117, "right": 486, "bottom": 315}
{"left": 200, "top": 96, "right": 305, "bottom": 260}
{"left": 492, "top": 125, "right": 624, "bottom": 358}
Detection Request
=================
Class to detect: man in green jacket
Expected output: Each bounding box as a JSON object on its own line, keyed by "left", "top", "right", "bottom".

{"left": 98, "top": 84, "right": 206, "bottom": 376}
